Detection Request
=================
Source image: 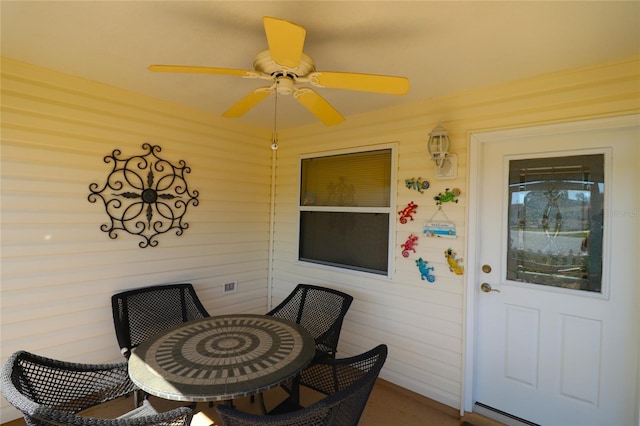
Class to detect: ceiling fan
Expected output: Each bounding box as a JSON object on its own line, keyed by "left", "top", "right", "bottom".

{"left": 148, "top": 16, "right": 410, "bottom": 126}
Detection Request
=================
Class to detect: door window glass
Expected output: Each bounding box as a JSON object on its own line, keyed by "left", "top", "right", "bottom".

{"left": 507, "top": 154, "right": 604, "bottom": 292}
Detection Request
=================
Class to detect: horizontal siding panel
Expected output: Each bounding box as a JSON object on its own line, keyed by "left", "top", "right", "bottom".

{"left": 0, "top": 124, "right": 270, "bottom": 175}
{"left": 1, "top": 246, "right": 268, "bottom": 276}
{"left": 1, "top": 252, "right": 269, "bottom": 284}
{"left": 340, "top": 328, "right": 461, "bottom": 389}
{"left": 1, "top": 64, "right": 265, "bottom": 139}
{"left": 345, "top": 309, "right": 461, "bottom": 354}
{"left": 1, "top": 225, "right": 270, "bottom": 248}
{"left": 356, "top": 304, "right": 462, "bottom": 341}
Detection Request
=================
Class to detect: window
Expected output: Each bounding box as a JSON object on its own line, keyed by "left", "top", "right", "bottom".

{"left": 298, "top": 147, "right": 394, "bottom": 276}
{"left": 506, "top": 154, "right": 604, "bottom": 292}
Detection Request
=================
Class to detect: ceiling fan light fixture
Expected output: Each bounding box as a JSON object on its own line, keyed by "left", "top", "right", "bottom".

{"left": 275, "top": 76, "right": 295, "bottom": 95}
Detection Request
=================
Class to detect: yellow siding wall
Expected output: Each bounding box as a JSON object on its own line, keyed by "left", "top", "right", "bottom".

{"left": 1, "top": 56, "right": 638, "bottom": 422}
{"left": 269, "top": 57, "right": 640, "bottom": 409}
{"left": 0, "top": 57, "right": 273, "bottom": 422}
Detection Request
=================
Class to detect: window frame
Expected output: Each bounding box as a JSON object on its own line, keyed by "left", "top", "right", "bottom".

{"left": 296, "top": 144, "right": 397, "bottom": 279}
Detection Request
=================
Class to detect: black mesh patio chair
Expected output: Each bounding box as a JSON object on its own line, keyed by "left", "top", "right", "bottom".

{"left": 248, "top": 284, "right": 352, "bottom": 406}
{"left": 261, "top": 284, "right": 353, "bottom": 403}
{"left": 268, "top": 284, "right": 353, "bottom": 363}
{"left": 111, "top": 283, "right": 210, "bottom": 360}
{"left": 216, "top": 344, "right": 388, "bottom": 426}
{"left": 0, "top": 350, "right": 193, "bottom": 426}
{"left": 111, "top": 283, "right": 210, "bottom": 407}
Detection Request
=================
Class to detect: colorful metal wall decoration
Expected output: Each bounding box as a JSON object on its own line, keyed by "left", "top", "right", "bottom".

{"left": 434, "top": 187, "right": 461, "bottom": 205}
{"left": 401, "top": 234, "right": 419, "bottom": 257}
{"left": 445, "top": 248, "right": 464, "bottom": 275}
{"left": 415, "top": 257, "right": 436, "bottom": 282}
{"left": 405, "top": 177, "right": 430, "bottom": 193}
{"left": 398, "top": 201, "right": 418, "bottom": 224}
{"left": 88, "top": 143, "right": 199, "bottom": 248}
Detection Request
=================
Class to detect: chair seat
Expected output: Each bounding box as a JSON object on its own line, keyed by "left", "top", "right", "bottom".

{"left": 1, "top": 350, "right": 193, "bottom": 426}
{"left": 117, "top": 400, "right": 159, "bottom": 419}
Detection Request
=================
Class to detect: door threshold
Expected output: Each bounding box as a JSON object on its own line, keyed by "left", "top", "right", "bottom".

{"left": 474, "top": 402, "right": 540, "bottom": 426}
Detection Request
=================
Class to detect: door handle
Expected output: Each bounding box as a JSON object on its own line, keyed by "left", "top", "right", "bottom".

{"left": 480, "top": 283, "right": 500, "bottom": 293}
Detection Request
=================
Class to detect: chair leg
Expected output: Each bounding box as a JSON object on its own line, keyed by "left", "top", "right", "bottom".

{"left": 331, "top": 363, "right": 340, "bottom": 393}
{"left": 289, "top": 375, "right": 302, "bottom": 406}
{"left": 133, "top": 389, "right": 141, "bottom": 408}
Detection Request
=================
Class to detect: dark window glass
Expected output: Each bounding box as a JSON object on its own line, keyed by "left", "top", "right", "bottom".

{"left": 299, "top": 212, "right": 389, "bottom": 275}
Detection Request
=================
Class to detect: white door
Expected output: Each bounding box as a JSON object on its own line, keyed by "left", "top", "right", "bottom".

{"left": 470, "top": 116, "right": 639, "bottom": 426}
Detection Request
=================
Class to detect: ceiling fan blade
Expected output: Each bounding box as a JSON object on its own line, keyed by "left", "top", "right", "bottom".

{"left": 309, "top": 71, "right": 410, "bottom": 95}
{"left": 295, "top": 88, "right": 345, "bottom": 126}
{"left": 149, "top": 65, "right": 252, "bottom": 77}
{"left": 263, "top": 16, "right": 306, "bottom": 69}
{"left": 223, "top": 87, "right": 273, "bottom": 118}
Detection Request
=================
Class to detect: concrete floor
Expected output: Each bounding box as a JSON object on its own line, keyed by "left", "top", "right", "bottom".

{"left": 2, "top": 379, "right": 502, "bottom": 426}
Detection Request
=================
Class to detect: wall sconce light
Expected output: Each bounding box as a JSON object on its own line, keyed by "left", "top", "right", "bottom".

{"left": 427, "top": 122, "right": 457, "bottom": 179}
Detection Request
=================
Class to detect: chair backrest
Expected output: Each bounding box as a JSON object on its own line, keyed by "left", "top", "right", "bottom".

{"left": 111, "top": 283, "right": 209, "bottom": 358}
{"left": 268, "top": 284, "right": 353, "bottom": 358}
{"left": 216, "top": 344, "right": 388, "bottom": 426}
{"left": 0, "top": 350, "right": 192, "bottom": 426}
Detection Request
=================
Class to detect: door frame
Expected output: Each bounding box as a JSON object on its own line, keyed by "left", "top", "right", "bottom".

{"left": 462, "top": 114, "right": 640, "bottom": 418}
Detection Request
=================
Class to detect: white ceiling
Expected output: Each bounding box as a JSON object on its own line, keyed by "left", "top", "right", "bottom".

{"left": 2, "top": 1, "right": 639, "bottom": 129}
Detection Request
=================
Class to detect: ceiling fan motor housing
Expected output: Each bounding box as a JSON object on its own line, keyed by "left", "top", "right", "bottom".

{"left": 253, "top": 49, "right": 315, "bottom": 79}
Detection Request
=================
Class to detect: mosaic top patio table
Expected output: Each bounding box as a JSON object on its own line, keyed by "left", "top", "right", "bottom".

{"left": 128, "top": 314, "right": 315, "bottom": 402}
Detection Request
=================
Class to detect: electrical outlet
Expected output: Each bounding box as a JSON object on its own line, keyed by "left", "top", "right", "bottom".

{"left": 223, "top": 281, "right": 237, "bottom": 293}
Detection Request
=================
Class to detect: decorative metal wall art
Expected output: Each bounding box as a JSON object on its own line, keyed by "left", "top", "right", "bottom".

{"left": 400, "top": 234, "right": 419, "bottom": 258}
{"left": 398, "top": 201, "right": 418, "bottom": 224}
{"left": 405, "top": 177, "right": 430, "bottom": 193}
{"left": 433, "top": 187, "right": 460, "bottom": 205}
{"left": 444, "top": 248, "right": 464, "bottom": 275}
{"left": 88, "top": 143, "right": 199, "bottom": 248}
{"left": 415, "top": 257, "right": 436, "bottom": 282}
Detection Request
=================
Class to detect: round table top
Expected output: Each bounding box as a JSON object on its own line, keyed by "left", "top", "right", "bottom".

{"left": 128, "top": 314, "right": 316, "bottom": 402}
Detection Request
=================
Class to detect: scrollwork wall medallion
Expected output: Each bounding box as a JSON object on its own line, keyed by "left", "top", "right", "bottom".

{"left": 88, "top": 143, "right": 199, "bottom": 248}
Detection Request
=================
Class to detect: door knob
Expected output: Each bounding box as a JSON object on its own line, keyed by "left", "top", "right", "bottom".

{"left": 480, "top": 283, "right": 500, "bottom": 293}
